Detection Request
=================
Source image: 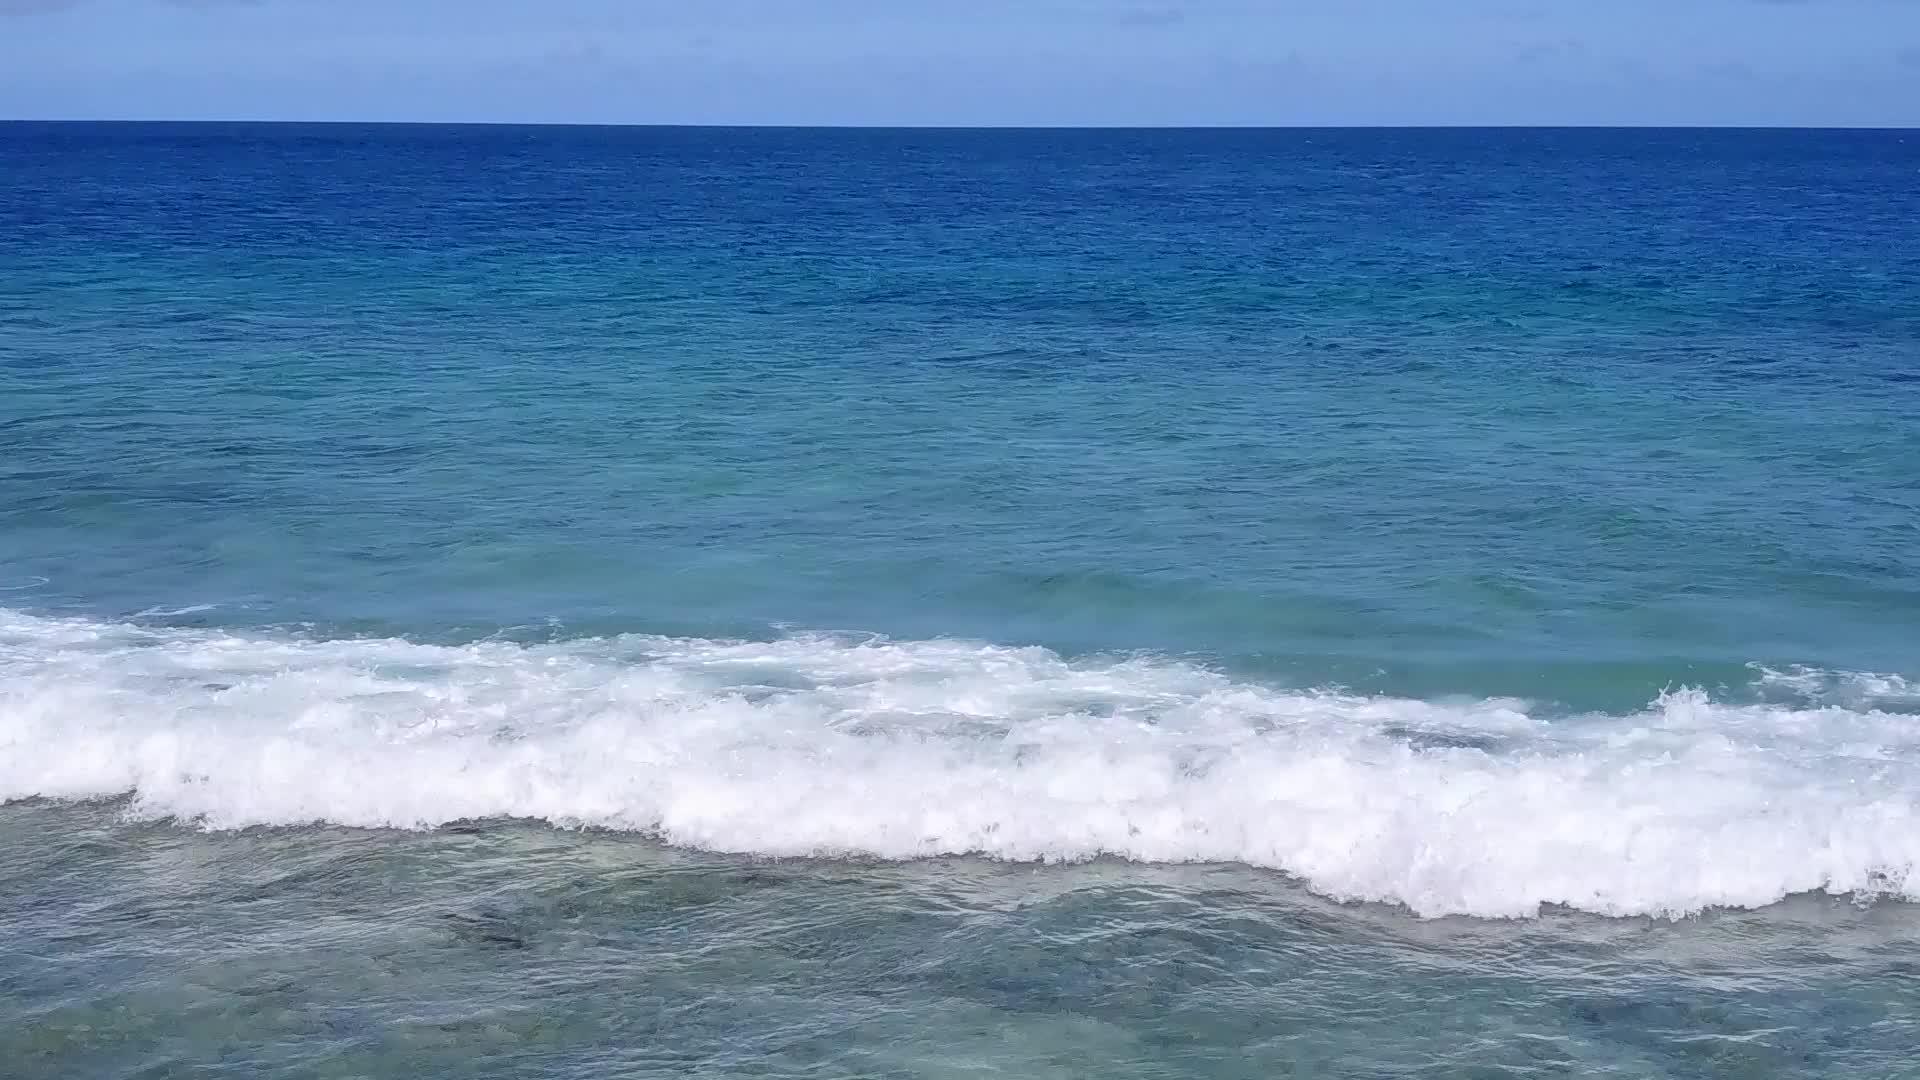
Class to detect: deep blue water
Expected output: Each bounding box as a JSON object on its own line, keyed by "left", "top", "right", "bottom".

{"left": 2, "top": 123, "right": 1919, "bottom": 1077}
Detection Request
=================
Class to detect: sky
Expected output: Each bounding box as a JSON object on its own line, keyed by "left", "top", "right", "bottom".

{"left": 2, "top": 0, "right": 1918, "bottom": 126}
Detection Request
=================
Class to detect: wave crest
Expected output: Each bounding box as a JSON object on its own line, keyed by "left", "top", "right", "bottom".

{"left": 3, "top": 608, "right": 1917, "bottom": 919}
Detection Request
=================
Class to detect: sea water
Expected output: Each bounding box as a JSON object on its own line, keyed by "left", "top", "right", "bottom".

{"left": 2, "top": 123, "right": 1918, "bottom": 1077}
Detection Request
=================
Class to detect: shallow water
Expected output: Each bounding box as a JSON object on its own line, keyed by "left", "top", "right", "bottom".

{"left": 3, "top": 123, "right": 1919, "bottom": 1076}
{"left": 7, "top": 803, "right": 1920, "bottom": 1079}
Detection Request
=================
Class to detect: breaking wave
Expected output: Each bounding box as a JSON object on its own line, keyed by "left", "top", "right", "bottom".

{"left": 3, "top": 608, "right": 1917, "bottom": 919}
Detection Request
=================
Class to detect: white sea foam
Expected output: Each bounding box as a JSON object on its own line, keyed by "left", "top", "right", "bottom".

{"left": 1751, "top": 663, "right": 1920, "bottom": 710}
{"left": 3, "top": 607, "right": 1918, "bottom": 919}
{"left": 131, "top": 603, "right": 220, "bottom": 618}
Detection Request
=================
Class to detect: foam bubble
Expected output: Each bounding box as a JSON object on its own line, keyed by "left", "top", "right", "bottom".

{"left": 3, "top": 607, "right": 1918, "bottom": 918}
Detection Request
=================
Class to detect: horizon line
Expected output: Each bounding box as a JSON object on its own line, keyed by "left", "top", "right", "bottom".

{"left": 3, "top": 118, "right": 1917, "bottom": 132}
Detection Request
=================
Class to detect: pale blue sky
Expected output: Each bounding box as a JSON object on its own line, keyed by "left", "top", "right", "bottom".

{"left": 2, "top": 0, "right": 1917, "bottom": 126}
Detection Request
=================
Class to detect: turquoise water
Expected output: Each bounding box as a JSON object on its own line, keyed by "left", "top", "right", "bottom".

{"left": 3, "top": 123, "right": 1919, "bottom": 1076}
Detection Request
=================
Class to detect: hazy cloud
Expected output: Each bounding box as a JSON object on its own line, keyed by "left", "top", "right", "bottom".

{"left": 2, "top": 0, "right": 257, "bottom": 11}
{"left": 1113, "top": 7, "right": 1187, "bottom": 27}
{"left": 1513, "top": 37, "right": 1589, "bottom": 64}
{"left": 0, "top": 0, "right": 79, "bottom": 14}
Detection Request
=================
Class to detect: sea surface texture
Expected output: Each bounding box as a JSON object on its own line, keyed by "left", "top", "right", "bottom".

{"left": 3, "top": 123, "right": 1919, "bottom": 1078}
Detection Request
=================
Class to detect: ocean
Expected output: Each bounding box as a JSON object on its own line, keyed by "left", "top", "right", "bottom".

{"left": 2, "top": 122, "right": 1917, "bottom": 1077}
